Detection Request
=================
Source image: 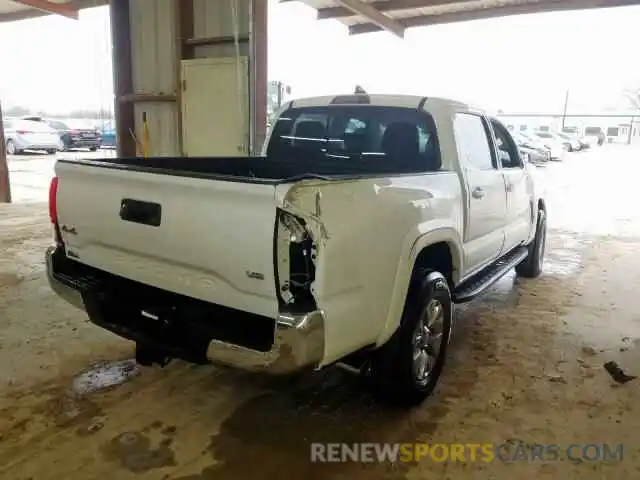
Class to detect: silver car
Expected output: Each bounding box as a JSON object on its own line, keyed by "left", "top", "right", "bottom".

{"left": 3, "top": 119, "right": 63, "bottom": 155}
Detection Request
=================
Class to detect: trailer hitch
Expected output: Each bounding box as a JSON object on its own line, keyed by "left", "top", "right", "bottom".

{"left": 135, "top": 343, "right": 172, "bottom": 367}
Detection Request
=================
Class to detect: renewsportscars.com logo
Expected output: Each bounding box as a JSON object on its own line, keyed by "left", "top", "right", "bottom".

{"left": 310, "top": 442, "right": 624, "bottom": 464}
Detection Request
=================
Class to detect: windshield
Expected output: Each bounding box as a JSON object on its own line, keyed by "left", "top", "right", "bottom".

{"left": 48, "top": 120, "right": 68, "bottom": 130}
{"left": 267, "top": 106, "right": 441, "bottom": 173}
{"left": 16, "top": 120, "right": 56, "bottom": 133}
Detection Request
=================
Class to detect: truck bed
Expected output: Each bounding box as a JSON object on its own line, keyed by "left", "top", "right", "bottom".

{"left": 62, "top": 152, "right": 422, "bottom": 183}
{"left": 54, "top": 158, "right": 292, "bottom": 320}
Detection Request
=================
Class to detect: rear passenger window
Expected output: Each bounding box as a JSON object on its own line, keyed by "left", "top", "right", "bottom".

{"left": 267, "top": 106, "right": 441, "bottom": 173}
{"left": 453, "top": 114, "right": 495, "bottom": 170}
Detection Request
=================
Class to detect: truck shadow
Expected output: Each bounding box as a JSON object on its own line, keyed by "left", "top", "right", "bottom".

{"left": 169, "top": 291, "right": 504, "bottom": 480}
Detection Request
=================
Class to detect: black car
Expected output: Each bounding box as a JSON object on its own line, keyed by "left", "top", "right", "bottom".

{"left": 46, "top": 119, "right": 102, "bottom": 151}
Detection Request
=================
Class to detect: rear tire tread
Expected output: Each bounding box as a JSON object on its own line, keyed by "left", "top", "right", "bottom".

{"left": 369, "top": 270, "right": 453, "bottom": 407}
{"left": 516, "top": 209, "right": 546, "bottom": 278}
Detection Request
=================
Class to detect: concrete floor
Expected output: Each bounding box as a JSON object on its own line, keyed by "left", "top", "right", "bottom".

{"left": 0, "top": 146, "right": 638, "bottom": 479}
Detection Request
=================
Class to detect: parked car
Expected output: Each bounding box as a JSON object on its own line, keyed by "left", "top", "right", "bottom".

{"left": 532, "top": 131, "right": 566, "bottom": 161}
{"left": 554, "top": 131, "right": 581, "bottom": 152}
{"left": 538, "top": 131, "right": 572, "bottom": 152}
{"left": 45, "top": 119, "right": 102, "bottom": 151}
{"left": 562, "top": 127, "right": 590, "bottom": 149}
{"left": 517, "top": 131, "right": 554, "bottom": 159}
{"left": 98, "top": 121, "right": 116, "bottom": 148}
{"left": 512, "top": 131, "right": 549, "bottom": 164}
{"left": 3, "top": 119, "right": 62, "bottom": 155}
{"left": 46, "top": 94, "right": 547, "bottom": 406}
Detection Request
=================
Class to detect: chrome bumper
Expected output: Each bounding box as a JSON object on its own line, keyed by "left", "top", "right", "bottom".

{"left": 206, "top": 310, "right": 325, "bottom": 374}
{"left": 45, "top": 246, "right": 86, "bottom": 311}
{"left": 45, "top": 246, "right": 325, "bottom": 375}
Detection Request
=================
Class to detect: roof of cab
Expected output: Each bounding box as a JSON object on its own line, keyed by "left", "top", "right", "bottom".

{"left": 288, "top": 93, "right": 477, "bottom": 113}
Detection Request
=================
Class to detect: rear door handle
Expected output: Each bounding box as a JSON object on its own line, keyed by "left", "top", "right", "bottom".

{"left": 471, "top": 187, "right": 485, "bottom": 199}
{"left": 120, "top": 198, "right": 162, "bottom": 227}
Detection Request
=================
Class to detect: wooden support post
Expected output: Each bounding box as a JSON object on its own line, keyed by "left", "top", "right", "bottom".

{"left": 176, "top": 0, "right": 195, "bottom": 156}
{"left": 110, "top": 0, "right": 136, "bottom": 157}
{"left": 251, "top": 0, "right": 268, "bottom": 154}
{"left": 0, "top": 102, "right": 11, "bottom": 203}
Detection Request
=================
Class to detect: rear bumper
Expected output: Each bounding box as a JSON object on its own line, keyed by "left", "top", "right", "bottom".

{"left": 16, "top": 140, "right": 61, "bottom": 151}
{"left": 67, "top": 139, "right": 101, "bottom": 148}
{"left": 45, "top": 246, "right": 325, "bottom": 375}
{"left": 45, "top": 246, "right": 86, "bottom": 310}
{"left": 205, "top": 310, "right": 325, "bottom": 374}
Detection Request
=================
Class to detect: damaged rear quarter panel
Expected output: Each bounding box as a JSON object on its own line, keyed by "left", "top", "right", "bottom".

{"left": 276, "top": 173, "right": 462, "bottom": 366}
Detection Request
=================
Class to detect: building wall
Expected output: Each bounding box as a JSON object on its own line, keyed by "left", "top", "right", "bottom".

{"left": 193, "top": 0, "right": 250, "bottom": 58}
{"left": 126, "top": 0, "right": 253, "bottom": 156}
{"left": 129, "top": 0, "right": 180, "bottom": 156}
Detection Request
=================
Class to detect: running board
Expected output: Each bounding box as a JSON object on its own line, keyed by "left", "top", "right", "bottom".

{"left": 452, "top": 246, "right": 528, "bottom": 303}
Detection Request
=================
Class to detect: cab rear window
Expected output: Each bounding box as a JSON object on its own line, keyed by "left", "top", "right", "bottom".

{"left": 266, "top": 106, "right": 441, "bottom": 173}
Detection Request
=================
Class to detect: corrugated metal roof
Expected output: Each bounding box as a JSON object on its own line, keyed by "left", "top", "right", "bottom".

{"left": 292, "top": 0, "right": 640, "bottom": 36}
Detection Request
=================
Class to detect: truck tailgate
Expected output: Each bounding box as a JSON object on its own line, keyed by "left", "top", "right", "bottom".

{"left": 55, "top": 161, "right": 281, "bottom": 319}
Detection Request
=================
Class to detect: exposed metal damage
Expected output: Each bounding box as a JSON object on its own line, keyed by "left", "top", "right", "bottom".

{"left": 276, "top": 186, "right": 331, "bottom": 312}
{"left": 276, "top": 209, "right": 319, "bottom": 310}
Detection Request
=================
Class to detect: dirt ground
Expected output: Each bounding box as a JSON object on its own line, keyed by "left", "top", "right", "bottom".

{"left": 0, "top": 147, "right": 638, "bottom": 479}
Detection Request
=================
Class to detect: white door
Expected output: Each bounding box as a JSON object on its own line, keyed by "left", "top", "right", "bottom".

{"left": 491, "top": 119, "right": 533, "bottom": 251}
{"left": 453, "top": 113, "right": 507, "bottom": 278}
{"left": 181, "top": 57, "right": 249, "bottom": 156}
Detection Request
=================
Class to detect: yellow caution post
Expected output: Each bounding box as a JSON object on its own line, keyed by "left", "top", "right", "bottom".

{"left": 141, "top": 111, "right": 150, "bottom": 158}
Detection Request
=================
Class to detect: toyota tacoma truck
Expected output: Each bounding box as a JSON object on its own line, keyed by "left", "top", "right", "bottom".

{"left": 46, "top": 94, "right": 546, "bottom": 406}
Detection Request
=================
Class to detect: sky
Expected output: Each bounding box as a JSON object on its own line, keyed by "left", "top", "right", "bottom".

{"left": 1, "top": 1, "right": 639, "bottom": 115}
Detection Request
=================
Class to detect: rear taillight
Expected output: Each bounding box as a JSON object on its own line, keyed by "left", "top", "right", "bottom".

{"left": 49, "top": 176, "right": 59, "bottom": 224}
{"left": 16, "top": 130, "right": 31, "bottom": 135}
{"left": 49, "top": 176, "right": 63, "bottom": 245}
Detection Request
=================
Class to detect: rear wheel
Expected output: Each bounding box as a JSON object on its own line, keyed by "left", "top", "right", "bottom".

{"left": 89, "top": 147, "right": 98, "bottom": 152}
{"left": 516, "top": 209, "right": 546, "bottom": 278}
{"left": 47, "top": 149, "right": 57, "bottom": 155}
{"left": 368, "top": 270, "right": 453, "bottom": 407}
{"left": 6, "top": 140, "right": 21, "bottom": 155}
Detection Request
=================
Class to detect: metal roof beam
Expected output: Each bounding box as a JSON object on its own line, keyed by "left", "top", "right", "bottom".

{"left": 337, "top": 0, "right": 405, "bottom": 37}
{"left": 319, "top": 0, "right": 457, "bottom": 19}
{"left": 10, "top": 0, "right": 79, "bottom": 19}
{"left": 348, "top": 0, "right": 640, "bottom": 34}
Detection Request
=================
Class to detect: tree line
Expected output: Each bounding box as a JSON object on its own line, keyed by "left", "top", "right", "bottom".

{"left": 3, "top": 105, "right": 114, "bottom": 120}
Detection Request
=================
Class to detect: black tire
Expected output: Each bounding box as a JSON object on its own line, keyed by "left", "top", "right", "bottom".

{"left": 47, "top": 149, "right": 57, "bottom": 155}
{"left": 368, "top": 270, "right": 453, "bottom": 407}
{"left": 89, "top": 147, "right": 98, "bottom": 152}
{"left": 516, "top": 209, "right": 547, "bottom": 278}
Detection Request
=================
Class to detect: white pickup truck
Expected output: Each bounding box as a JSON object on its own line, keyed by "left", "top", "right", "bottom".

{"left": 46, "top": 94, "right": 546, "bottom": 406}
